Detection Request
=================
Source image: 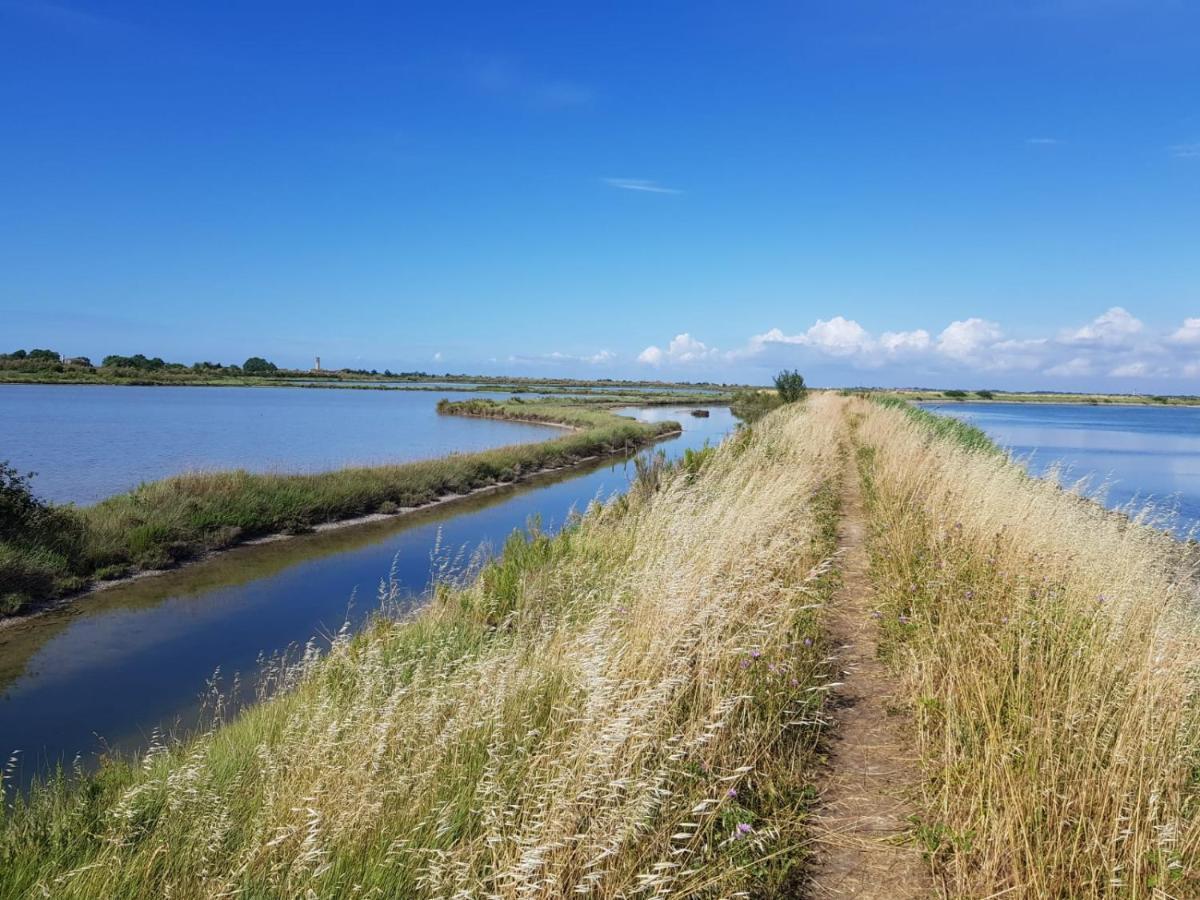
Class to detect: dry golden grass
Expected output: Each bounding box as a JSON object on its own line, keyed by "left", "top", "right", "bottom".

{"left": 1, "top": 397, "right": 845, "bottom": 898}
{"left": 854, "top": 397, "right": 1200, "bottom": 897}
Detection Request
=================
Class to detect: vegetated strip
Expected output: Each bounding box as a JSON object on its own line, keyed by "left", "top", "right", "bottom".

{"left": 853, "top": 395, "right": 1200, "bottom": 897}
{"left": 0, "top": 402, "right": 678, "bottom": 620}
{"left": 0, "top": 397, "right": 843, "bottom": 898}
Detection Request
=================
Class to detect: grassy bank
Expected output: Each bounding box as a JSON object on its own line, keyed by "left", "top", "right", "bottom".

{"left": 0, "top": 398, "right": 843, "bottom": 898}
{"left": 1, "top": 403, "right": 677, "bottom": 618}
{"left": 867, "top": 387, "right": 1200, "bottom": 406}
{"left": 854, "top": 397, "right": 1200, "bottom": 896}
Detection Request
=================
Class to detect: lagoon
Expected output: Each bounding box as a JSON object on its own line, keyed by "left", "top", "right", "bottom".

{"left": 0, "top": 384, "right": 561, "bottom": 505}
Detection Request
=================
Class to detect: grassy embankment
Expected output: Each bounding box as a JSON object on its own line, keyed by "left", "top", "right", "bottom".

{"left": 0, "top": 401, "right": 677, "bottom": 618}
{"left": 870, "top": 387, "right": 1200, "bottom": 406}
{"left": 853, "top": 396, "right": 1200, "bottom": 896}
{"left": 0, "top": 398, "right": 844, "bottom": 898}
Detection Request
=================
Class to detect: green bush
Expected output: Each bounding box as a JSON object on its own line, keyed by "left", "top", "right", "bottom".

{"left": 773, "top": 369, "right": 807, "bottom": 403}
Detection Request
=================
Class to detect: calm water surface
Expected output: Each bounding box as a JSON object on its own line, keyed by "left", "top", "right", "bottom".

{"left": 0, "top": 406, "right": 734, "bottom": 786}
{"left": 923, "top": 402, "right": 1200, "bottom": 536}
{"left": 0, "top": 385, "right": 559, "bottom": 505}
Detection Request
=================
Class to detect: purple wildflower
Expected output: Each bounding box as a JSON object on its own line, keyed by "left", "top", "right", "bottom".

{"left": 727, "top": 787, "right": 738, "bottom": 798}
{"left": 735, "top": 823, "right": 753, "bottom": 837}
{"left": 803, "top": 637, "right": 813, "bottom": 647}
{"left": 750, "top": 648, "right": 762, "bottom": 659}
{"left": 739, "top": 659, "right": 751, "bottom": 670}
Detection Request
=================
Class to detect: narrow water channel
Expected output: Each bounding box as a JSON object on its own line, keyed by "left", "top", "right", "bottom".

{"left": 0, "top": 407, "right": 734, "bottom": 788}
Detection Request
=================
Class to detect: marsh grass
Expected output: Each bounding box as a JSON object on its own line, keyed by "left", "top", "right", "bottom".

{"left": 0, "top": 398, "right": 843, "bottom": 898}
{"left": 0, "top": 403, "right": 676, "bottom": 616}
{"left": 855, "top": 397, "right": 1200, "bottom": 897}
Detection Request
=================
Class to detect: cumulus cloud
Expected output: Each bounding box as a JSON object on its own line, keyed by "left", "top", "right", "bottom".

{"left": 630, "top": 309, "right": 1200, "bottom": 385}
{"left": 1061, "top": 306, "right": 1143, "bottom": 346}
{"left": 1110, "top": 361, "right": 1153, "bottom": 378}
{"left": 1045, "top": 356, "right": 1094, "bottom": 377}
{"left": 637, "top": 333, "right": 716, "bottom": 365}
{"left": 936, "top": 318, "right": 1004, "bottom": 362}
{"left": 1169, "top": 318, "right": 1200, "bottom": 345}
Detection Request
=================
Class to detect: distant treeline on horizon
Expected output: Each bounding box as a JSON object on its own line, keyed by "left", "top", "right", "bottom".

{"left": 0, "top": 349, "right": 745, "bottom": 388}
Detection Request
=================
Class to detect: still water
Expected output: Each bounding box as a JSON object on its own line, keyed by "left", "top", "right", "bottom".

{"left": 0, "top": 385, "right": 560, "bottom": 505}
{"left": 0, "top": 406, "right": 734, "bottom": 786}
{"left": 923, "top": 402, "right": 1200, "bottom": 536}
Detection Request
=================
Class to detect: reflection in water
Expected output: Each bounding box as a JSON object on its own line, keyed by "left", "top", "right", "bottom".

{"left": 0, "top": 407, "right": 735, "bottom": 786}
{"left": 923, "top": 402, "right": 1200, "bottom": 536}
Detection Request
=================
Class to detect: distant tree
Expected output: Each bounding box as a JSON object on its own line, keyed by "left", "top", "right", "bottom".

{"left": 242, "top": 356, "right": 278, "bottom": 374}
{"left": 2, "top": 349, "right": 27, "bottom": 360}
{"left": 942, "top": 389, "right": 968, "bottom": 399}
{"left": 773, "top": 369, "right": 807, "bottom": 403}
{"left": 26, "top": 349, "right": 60, "bottom": 361}
{"left": 975, "top": 390, "right": 995, "bottom": 400}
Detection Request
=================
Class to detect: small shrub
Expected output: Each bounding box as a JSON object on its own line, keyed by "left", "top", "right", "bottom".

{"left": 773, "top": 369, "right": 807, "bottom": 403}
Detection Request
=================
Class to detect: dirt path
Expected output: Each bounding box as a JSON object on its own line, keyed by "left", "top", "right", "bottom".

{"left": 808, "top": 451, "right": 935, "bottom": 898}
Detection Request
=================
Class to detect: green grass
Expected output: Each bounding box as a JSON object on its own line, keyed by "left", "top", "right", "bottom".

{"left": 0, "top": 402, "right": 678, "bottom": 618}
{"left": 870, "top": 395, "right": 1001, "bottom": 454}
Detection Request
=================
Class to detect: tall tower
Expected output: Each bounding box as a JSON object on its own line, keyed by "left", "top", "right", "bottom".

{"left": 314, "top": 356, "right": 321, "bottom": 371}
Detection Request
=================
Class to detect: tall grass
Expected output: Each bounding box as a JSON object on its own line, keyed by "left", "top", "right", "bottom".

{"left": 855, "top": 397, "right": 1200, "bottom": 896}
{"left": 0, "top": 397, "right": 844, "bottom": 898}
{"left": 0, "top": 403, "right": 675, "bottom": 617}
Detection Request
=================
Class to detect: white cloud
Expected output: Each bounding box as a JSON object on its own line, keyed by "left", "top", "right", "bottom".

{"left": 604, "top": 178, "right": 683, "bottom": 195}
{"left": 432, "top": 351, "right": 443, "bottom": 362}
{"left": 936, "top": 318, "right": 1004, "bottom": 362}
{"left": 1045, "top": 356, "right": 1094, "bottom": 377}
{"left": 1026, "top": 137, "right": 1062, "bottom": 146}
{"left": 1061, "top": 306, "right": 1143, "bottom": 346}
{"left": 1110, "top": 361, "right": 1153, "bottom": 377}
{"left": 803, "top": 316, "right": 873, "bottom": 357}
{"left": 878, "top": 329, "right": 931, "bottom": 354}
{"left": 606, "top": 308, "right": 1200, "bottom": 385}
{"left": 637, "top": 333, "right": 717, "bottom": 366}
{"left": 1168, "top": 317, "right": 1200, "bottom": 345}
{"left": 1169, "top": 142, "right": 1200, "bottom": 159}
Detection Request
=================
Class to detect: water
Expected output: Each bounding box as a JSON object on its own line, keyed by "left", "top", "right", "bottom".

{"left": 0, "top": 385, "right": 559, "bottom": 505}
{"left": 0, "top": 406, "right": 735, "bottom": 786}
{"left": 922, "top": 402, "right": 1200, "bottom": 536}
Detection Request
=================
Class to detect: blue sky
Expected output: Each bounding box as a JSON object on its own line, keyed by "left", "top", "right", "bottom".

{"left": 2, "top": 1, "right": 1198, "bottom": 389}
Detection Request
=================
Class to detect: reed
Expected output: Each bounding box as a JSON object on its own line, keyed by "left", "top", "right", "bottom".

{"left": 855, "top": 397, "right": 1200, "bottom": 896}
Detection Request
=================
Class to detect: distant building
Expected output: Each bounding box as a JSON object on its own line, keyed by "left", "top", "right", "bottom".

{"left": 314, "top": 356, "right": 321, "bottom": 372}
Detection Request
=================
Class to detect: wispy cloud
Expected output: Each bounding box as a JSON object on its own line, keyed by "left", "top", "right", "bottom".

{"left": 604, "top": 178, "right": 683, "bottom": 195}
{"left": 1026, "top": 137, "right": 1063, "bottom": 146}
{"left": 1168, "top": 142, "right": 1200, "bottom": 159}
